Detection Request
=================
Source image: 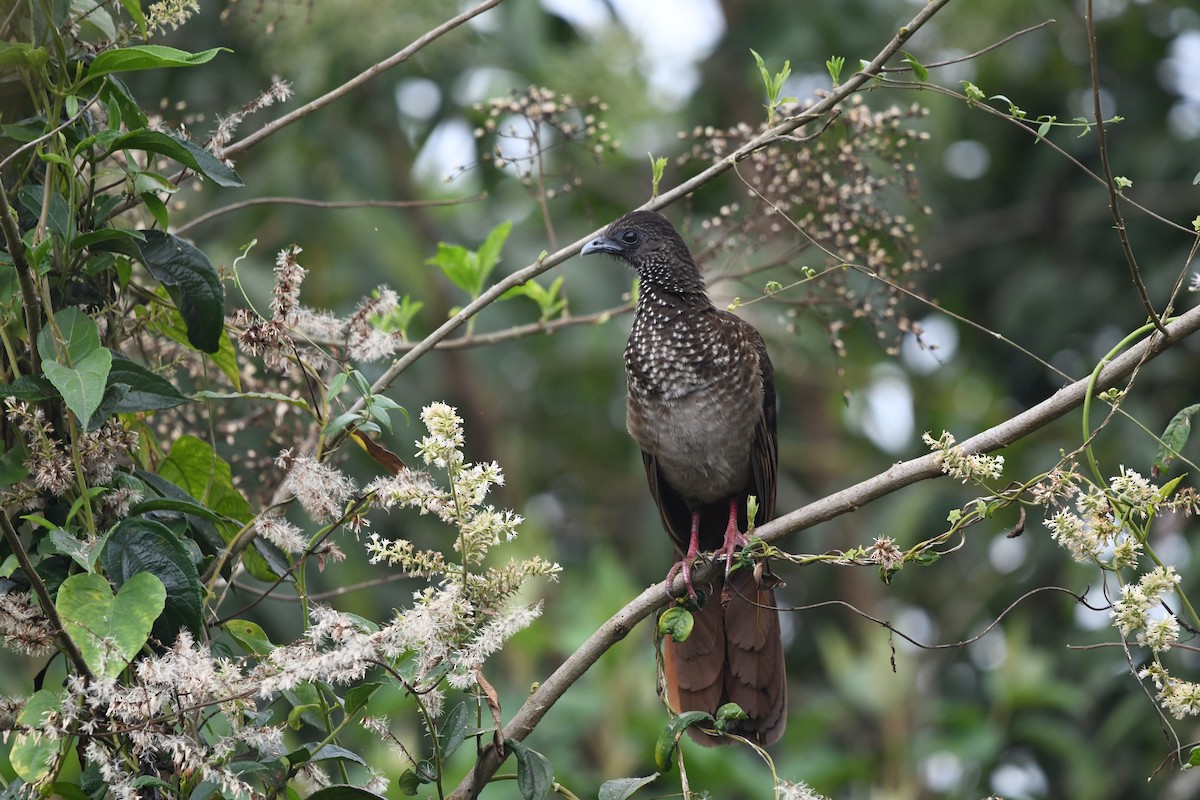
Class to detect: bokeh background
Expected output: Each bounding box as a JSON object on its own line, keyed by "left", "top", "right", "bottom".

{"left": 12, "top": 0, "right": 1200, "bottom": 797}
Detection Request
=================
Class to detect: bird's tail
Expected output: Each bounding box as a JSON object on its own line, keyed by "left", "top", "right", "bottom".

{"left": 661, "top": 567, "right": 787, "bottom": 746}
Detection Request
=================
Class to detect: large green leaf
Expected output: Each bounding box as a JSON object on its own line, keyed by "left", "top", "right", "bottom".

{"left": 101, "top": 518, "right": 203, "bottom": 639}
{"left": 158, "top": 436, "right": 252, "bottom": 522}
{"left": 56, "top": 571, "right": 165, "bottom": 678}
{"left": 10, "top": 690, "right": 62, "bottom": 783}
{"left": 135, "top": 231, "right": 224, "bottom": 353}
{"left": 37, "top": 309, "right": 111, "bottom": 428}
{"left": 109, "top": 130, "right": 243, "bottom": 188}
{"left": 87, "top": 45, "right": 225, "bottom": 78}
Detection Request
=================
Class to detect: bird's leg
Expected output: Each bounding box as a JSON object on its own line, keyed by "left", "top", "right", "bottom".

{"left": 716, "top": 498, "right": 750, "bottom": 577}
{"left": 664, "top": 511, "right": 703, "bottom": 602}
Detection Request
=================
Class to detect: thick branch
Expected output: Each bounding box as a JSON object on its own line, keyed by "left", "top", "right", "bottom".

{"left": 448, "top": 303, "right": 1200, "bottom": 799}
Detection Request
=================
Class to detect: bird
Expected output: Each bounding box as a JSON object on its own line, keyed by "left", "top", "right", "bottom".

{"left": 582, "top": 209, "right": 786, "bottom": 746}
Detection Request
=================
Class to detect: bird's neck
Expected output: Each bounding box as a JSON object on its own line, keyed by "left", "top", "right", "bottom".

{"left": 636, "top": 256, "right": 707, "bottom": 296}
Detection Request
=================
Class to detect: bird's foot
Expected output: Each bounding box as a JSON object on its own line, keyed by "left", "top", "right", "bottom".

{"left": 717, "top": 499, "right": 751, "bottom": 577}
{"left": 664, "top": 554, "right": 702, "bottom": 604}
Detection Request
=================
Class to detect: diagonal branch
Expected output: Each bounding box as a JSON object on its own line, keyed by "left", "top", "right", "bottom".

{"left": 355, "top": 0, "right": 954, "bottom": 416}
{"left": 445, "top": 215, "right": 1200, "bottom": 800}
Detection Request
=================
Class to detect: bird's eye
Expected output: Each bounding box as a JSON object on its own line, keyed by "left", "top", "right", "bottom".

{"left": 620, "top": 230, "right": 641, "bottom": 245}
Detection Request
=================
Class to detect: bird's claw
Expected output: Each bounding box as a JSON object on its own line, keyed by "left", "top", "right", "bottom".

{"left": 665, "top": 554, "right": 705, "bottom": 605}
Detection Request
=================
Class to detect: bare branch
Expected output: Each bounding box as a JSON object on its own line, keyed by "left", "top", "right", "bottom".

{"left": 173, "top": 193, "right": 487, "bottom": 235}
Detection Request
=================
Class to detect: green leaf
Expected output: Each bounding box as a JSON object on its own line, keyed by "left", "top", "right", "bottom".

{"left": 599, "top": 774, "right": 660, "bottom": 800}
{"left": 19, "top": 185, "right": 71, "bottom": 240}
{"left": 398, "top": 770, "right": 420, "bottom": 795}
{"left": 226, "top": 619, "right": 274, "bottom": 656}
{"left": 87, "top": 45, "right": 226, "bottom": 78}
{"left": 344, "top": 680, "right": 382, "bottom": 717}
{"left": 900, "top": 50, "right": 928, "bottom": 81}
{"left": 654, "top": 710, "right": 713, "bottom": 771}
{"left": 108, "top": 353, "right": 190, "bottom": 412}
{"left": 109, "top": 130, "right": 243, "bottom": 188}
{"left": 37, "top": 307, "right": 101, "bottom": 367}
{"left": 143, "top": 192, "right": 170, "bottom": 229}
{"left": 714, "top": 702, "right": 747, "bottom": 732}
{"left": 134, "top": 471, "right": 226, "bottom": 554}
{"left": 57, "top": 571, "right": 165, "bottom": 678}
{"left": 72, "top": 227, "right": 146, "bottom": 251}
{"left": 0, "top": 444, "right": 29, "bottom": 487}
{"left": 158, "top": 435, "right": 252, "bottom": 522}
{"left": 1189, "top": 745, "right": 1200, "bottom": 767}
{"left": 0, "top": 374, "right": 58, "bottom": 402}
{"left": 1154, "top": 403, "right": 1200, "bottom": 478}
{"left": 48, "top": 528, "right": 104, "bottom": 572}
{"left": 657, "top": 606, "right": 693, "bottom": 643}
{"left": 288, "top": 744, "right": 367, "bottom": 767}
{"left": 73, "top": 0, "right": 115, "bottom": 39}
{"left": 38, "top": 309, "right": 111, "bottom": 428}
{"left": 135, "top": 231, "right": 224, "bottom": 353}
{"left": 11, "top": 690, "right": 62, "bottom": 782}
{"left": 0, "top": 42, "right": 48, "bottom": 70}
{"left": 507, "top": 739, "right": 553, "bottom": 800}
{"left": 119, "top": 0, "right": 147, "bottom": 36}
{"left": 439, "top": 702, "right": 469, "bottom": 760}
{"left": 476, "top": 220, "right": 512, "bottom": 283}
{"left": 101, "top": 517, "right": 204, "bottom": 638}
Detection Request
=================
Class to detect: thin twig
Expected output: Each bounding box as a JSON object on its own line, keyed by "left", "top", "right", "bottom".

{"left": 174, "top": 193, "right": 488, "bottom": 235}
{"left": 1085, "top": 0, "right": 1167, "bottom": 335}
{"left": 221, "top": 0, "right": 504, "bottom": 159}
{"left": 879, "top": 19, "right": 1057, "bottom": 73}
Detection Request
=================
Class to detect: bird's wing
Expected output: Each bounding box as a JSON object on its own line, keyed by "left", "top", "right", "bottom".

{"left": 641, "top": 450, "right": 694, "bottom": 555}
{"left": 749, "top": 330, "right": 778, "bottom": 524}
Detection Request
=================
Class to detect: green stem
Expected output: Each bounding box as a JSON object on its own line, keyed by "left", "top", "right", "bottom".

{"left": 1141, "top": 538, "right": 1200, "bottom": 631}
{"left": 0, "top": 177, "right": 41, "bottom": 374}
{"left": 1081, "top": 321, "right": 1170, "bottom": 485}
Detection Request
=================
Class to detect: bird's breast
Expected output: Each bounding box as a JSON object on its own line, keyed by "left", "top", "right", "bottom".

{"left": 625, "top": 325, "right": 763, "bottom": 504}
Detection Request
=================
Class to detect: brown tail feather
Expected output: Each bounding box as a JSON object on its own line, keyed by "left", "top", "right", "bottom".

{"left": 662, "top": 568, "right": 786, "bottom": 746}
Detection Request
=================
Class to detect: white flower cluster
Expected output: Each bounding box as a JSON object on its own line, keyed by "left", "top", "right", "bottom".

{"left": 922, "top": 431, "right": 1004, "bottom": 484}
{"left": 365, "top": 403, "right": 558, "bottom": 692}
{"left": 1110, "top": 566, "right": 1181, "bottom": 651}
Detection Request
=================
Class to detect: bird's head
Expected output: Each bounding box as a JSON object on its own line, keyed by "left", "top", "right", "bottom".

{"left": 582, "top": 210, "right": 705, "bottom": 294}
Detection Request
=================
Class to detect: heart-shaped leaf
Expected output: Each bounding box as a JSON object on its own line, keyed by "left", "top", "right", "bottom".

{"left": 56, "top": 571, "right": 165, "bottom": 678}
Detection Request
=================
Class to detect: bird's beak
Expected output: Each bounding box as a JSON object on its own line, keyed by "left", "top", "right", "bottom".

{"left": 581, "top": 235, "right": 624, "bottom": 257}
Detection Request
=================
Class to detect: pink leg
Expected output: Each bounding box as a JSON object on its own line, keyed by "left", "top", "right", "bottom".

{"left": 715, "top": 498, "right": 749, "bottom": 576}
{"left": 664, "top": 511, "right": 703, "bottom": 601}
